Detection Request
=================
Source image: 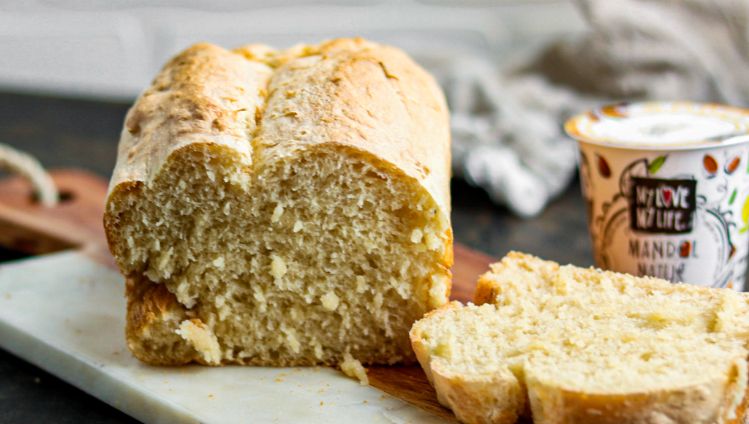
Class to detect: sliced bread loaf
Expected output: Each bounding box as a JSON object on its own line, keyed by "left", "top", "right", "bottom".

{"left": 105, "top": 38, "right": 453, "bottom": 366}
{"left": 410, "top": 252, "right": 749, "bottom": 424}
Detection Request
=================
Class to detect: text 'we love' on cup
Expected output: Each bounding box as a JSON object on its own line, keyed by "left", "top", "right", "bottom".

{"left": 566, "top": 102, "right": 749, "bottom": 291}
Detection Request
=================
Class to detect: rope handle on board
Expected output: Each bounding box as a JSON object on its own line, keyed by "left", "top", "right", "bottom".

{"left": 0, "top": 143, "right": 58, "bottom": 207}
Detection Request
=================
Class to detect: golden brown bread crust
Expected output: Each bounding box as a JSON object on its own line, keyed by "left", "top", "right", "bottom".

{"left": 251, "top": 38, "right": 451, "bottom": 214}
{"left": 108, "top": 42, "right": 268, "bottom": 191}
{"left": 523, "top": 374, "right": 746, "bottom": 424}
{"left": 125, "top": 276, "right": 203, "bottom": 366}
{"left": 726, "top": 366, "right": 749, "bottom": 424}
{"left": 106, "top": 38, "right": 452, "bottom": 268}
{"left": 106, "top": 38, "right": 453, "bottom": 366}
{"left": 106, "top": 38, "right": 450, "bottom": 215}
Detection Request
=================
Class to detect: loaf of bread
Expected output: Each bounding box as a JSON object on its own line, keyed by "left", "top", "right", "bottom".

{"left": 410, "top": 252, "right": 749, "bottom": 424}
{"left": 104, "top": 38, "right": 453, "bottom": 366}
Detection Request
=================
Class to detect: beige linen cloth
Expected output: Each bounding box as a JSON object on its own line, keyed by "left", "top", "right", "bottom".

{"left": 438, "top": 0, "right": 749, "bottom": 217}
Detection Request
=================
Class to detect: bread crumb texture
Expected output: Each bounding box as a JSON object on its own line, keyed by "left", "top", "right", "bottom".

{"left": 340, "top": 352, "right": 369, "bottom": 385}
{"left": 176, "top": 319, "right": 221, "bottom": 365}
{"left": 105, "top": 38, "right": 452, "bottom": 366}
{"left": 410, "top": 252, "right": 749, "bottom": 424}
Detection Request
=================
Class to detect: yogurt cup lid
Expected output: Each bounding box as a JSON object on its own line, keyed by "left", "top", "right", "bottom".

{"left": 565, "top": 102, "right": 749, "bottom": 150}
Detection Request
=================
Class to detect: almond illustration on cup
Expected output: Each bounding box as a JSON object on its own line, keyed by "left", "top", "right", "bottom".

{"left": 597, "top": 155, "right": 612, "bottom": 178}
{"left": 725, "top": 156, "right": 741, "bottom": 174}
{"left": 600, "top": 102, "right": 629, "bottom": 118}
{"left": 703, "top": 154, "right": 718, "bottom": 178}
{"left": 679, "top": 241, "right": 691, "bottom": 258}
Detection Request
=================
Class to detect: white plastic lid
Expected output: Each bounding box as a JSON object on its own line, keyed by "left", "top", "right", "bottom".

{"left": 565, "top": 102, "right": 749, "bottom": 150}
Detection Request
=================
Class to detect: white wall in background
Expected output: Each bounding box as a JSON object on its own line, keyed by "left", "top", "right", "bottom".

{"left": 0, "top": 0, "right": 584, "bottom": 100}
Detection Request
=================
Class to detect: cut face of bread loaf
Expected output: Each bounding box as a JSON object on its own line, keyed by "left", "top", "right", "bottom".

{"left": 410, "top": 252, "right": 749, "bottom": 424}
{"left": 104, "top": 38, "right": 453, "bottom": 366}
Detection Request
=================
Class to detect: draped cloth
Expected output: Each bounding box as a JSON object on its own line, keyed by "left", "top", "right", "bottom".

{"left": 436, "top": 0, "right": 749, "bottom": 216}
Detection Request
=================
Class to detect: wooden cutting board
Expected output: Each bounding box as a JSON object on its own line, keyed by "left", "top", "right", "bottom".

{"left": 0, "top": 169, "right": 494, "bottom": 423}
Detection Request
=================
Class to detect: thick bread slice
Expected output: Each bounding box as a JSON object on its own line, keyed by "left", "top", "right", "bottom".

{"left": 104, "top": 38, "right": 453, "bottom": 366}
{"left": 410, "top": 252, "right": 749, "bottom": 424}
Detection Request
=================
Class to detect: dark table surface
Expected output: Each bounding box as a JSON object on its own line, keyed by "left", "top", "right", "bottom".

{"left": 0, "top": 91, "right": 591, "bottom": 423}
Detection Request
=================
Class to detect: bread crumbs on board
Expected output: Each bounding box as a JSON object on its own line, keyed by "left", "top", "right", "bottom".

{"left": 339, "top": 353, "right": 369, "bottom": 385}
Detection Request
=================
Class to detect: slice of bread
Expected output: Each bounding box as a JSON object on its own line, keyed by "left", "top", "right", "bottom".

{"left": 410, "top": 252, "right": 749, "bottom": 424}
{"left": 104, "top": 38, "right": 453, "bottom": 366}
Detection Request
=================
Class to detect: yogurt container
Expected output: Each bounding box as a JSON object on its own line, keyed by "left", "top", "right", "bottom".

{"left": 565, "top": 102, "right": 749, "bottom": 291}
